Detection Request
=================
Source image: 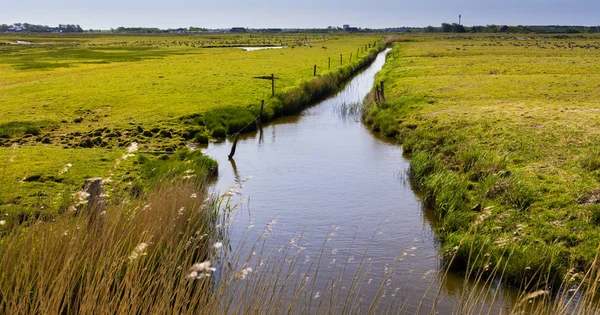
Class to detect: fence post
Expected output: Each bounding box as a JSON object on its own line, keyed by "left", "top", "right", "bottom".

{"left": 328, "top": 57, "right": 331, "bottom": 70}
{"left": 228, "top": 133, "right": 239, "bottom": 160}
{"left": 84, "top": 178, "right": 106, "bottom": 230}
{"left": 340, "top": 54, "right": 342, "bottom": 65}
{"left": 271, "top": 74, "right": 275, "bottom": 96}
{"left": 314, "top": 64, "right": 317, "bottom": 76}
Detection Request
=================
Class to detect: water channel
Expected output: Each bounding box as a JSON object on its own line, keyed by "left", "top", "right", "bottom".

{"left": 204, "top": 49, "right": 522, "bottom": 313}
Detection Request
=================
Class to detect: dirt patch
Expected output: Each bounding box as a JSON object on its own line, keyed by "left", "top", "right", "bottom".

{"left": 578, "top": 188, "right": 600, "bottom": 206}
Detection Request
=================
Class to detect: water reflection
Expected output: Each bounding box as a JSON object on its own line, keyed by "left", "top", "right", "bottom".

{"left": 204, "top": 49, "right": 527, "bottom": 313}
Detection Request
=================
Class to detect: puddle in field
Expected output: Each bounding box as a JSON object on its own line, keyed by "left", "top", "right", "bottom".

{"left": 241, "top": 46, "right": 286, "bottom": 51}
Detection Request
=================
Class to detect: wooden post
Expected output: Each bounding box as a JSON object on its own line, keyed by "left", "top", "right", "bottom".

{"left": 380, "top": 81, "right": 385, "bottom": 100}
{"left": 313, "top": 64, "right": 317, "bottom": 76}
{"left": 228, "top": 133, "right": 239, "bottom": 160}
{"left": 340, "top": 54, "right": 342, "bottom": 65}
{"left": 84, "top": 178, "right": 106, "bottom": 230}
{"left": 357, "top": 48, "right": 359, "bottom": 57}
{"left": 328, "top": 57, "right": 331, "bottom": 70}
{"left": 350, "top": 53, "right": 352, "bottom": 62}
{"left": 271, "top": 74, "right": 275, "bottom": 96}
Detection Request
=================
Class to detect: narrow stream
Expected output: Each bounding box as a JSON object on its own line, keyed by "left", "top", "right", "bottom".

{"left": 204, "top": 50, "right": 521, "bottom": 313}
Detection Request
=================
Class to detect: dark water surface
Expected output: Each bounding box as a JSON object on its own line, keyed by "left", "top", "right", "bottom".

{"left": 204, "top": 50, "right": 521, "bottom": 313}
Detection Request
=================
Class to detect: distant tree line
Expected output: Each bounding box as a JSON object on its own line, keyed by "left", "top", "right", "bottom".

{"left": 422, "top": 23, "right": 600, "bottom": 34}
{"left": 1, "top": 23, "right": 83, "bottom": 32}
{"left": 113, "top": 27, "right": 207, "bottom": 33}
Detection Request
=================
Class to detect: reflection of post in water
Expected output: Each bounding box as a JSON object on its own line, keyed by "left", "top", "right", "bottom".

{"left": 258, "top": 128, "right": 264, "bottom": 144}
{"left": 271, "top": 124, "right": 276, "bottom": 142}
{"left": 258, "top": 99, "right": 264, "bottom": 133}
{"left": 229, "top": 157, "right": 241, "bottom": 184}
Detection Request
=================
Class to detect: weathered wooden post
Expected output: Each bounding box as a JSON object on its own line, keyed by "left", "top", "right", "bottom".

{"left": 313, "top": 64, "right": 317, "bottom": 76}
{"left": 228, "top": 133, "right": 239, "bottom": 160}
{"left": 340, "top": 54, "right": 343, "bottom": 65}
{"left": 84, "top": 177, "right": 106, "bottom": 230}
{"left": 328, "top": 57, "right": 331, "bottom": 70}
{"left": 271, "top": 74, "right": 275, "bottom": 96}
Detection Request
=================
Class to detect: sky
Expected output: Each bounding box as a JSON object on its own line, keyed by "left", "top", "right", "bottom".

{"left": 2, "top": 0, "right": 599, "bottom": 29}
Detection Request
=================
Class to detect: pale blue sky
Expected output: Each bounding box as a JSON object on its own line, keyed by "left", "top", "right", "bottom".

{"left": 2, "top": 0, "right": 599, "bottom": 29}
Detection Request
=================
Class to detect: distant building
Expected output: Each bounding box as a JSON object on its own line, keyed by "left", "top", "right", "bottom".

{"left": 499, "top": 25, "right": 509, "bottom": 32}
{"left": 343, "top": 24, "right": 350, "bottom": 30}
{"left": 230, "top": 27, "right": 247, "bottom": 33}
{"left": 346, "top": 27, "right": 359, "bottom": 32}
{"left": 8, "top": 26, "right": 25, "bottom": 32}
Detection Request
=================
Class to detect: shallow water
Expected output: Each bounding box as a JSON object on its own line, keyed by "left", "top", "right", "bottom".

{"left": 204, "top": 49, "right": 522, "bottom": 313}
{"left": 240, "top": 46, "right": 286, "bottom": 51}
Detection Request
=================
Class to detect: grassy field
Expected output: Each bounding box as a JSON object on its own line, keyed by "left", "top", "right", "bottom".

{"left": 365, "top": 34, "right": 600, "bottom": 284}
{"left": 0, "top": 33, "right": 381, "bottom": 220}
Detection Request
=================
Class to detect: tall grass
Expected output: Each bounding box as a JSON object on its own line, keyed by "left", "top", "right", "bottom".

{"left": 1, "top": 177, "right": 599, "bottom": 313}
{"left": 0, "top": 181, "right": 218, "bottom": 314}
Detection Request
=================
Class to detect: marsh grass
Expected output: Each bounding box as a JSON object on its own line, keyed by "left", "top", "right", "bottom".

{"left": 2, "top": 178, "right": 600, "bottom": 314}
{"left": 333, "top": 101, "right": 363, "bottom": 121}
{"left": 136, "top": 149, "right": 218, "bottom": 189}
{"left": 0, "top": 180, "right": 217, "bottom": 314}
{"left": 364, "top": 35, "right": 600, "bottom": 285}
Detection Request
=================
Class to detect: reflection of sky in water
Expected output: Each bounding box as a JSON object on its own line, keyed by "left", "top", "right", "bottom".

{"left": 204, "top": 49, "right": 520, "bottom": 313}
{"left": 241, "top": 46, "right": 286, "bottom": 51}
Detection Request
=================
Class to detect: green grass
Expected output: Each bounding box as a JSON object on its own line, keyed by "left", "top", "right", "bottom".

{"left": 364, "top": 34, "right": 600, "bottom": 285}
{"left": 0, "top": 33, "right": 382, "bottom": 218}
{"left": 0, "top": 120, "right": 56, "bottom": 139}
{"left": 136, "top": 150, "right": 218, "bottom": 189}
